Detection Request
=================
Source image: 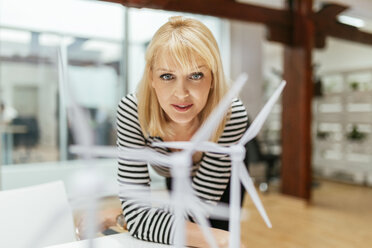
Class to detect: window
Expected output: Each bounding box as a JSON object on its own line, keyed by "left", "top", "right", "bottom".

{"left": 0, "top": 0, "right": 228, "bottom": 191}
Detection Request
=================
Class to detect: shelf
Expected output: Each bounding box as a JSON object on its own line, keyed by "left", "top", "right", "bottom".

{"left": 313, "top": 68, "right": 372, "bottom": 185}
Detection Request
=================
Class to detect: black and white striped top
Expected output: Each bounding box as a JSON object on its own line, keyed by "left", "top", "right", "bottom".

{"left": 117, "top": 93, "right": 248, "bottom": 244}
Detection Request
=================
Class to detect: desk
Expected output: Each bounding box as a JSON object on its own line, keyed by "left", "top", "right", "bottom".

{"left": 45, "top": 233, "right": 172, "bottom": 248}
{"left": 0, "top": 124, "right": 27, "bottom": 164}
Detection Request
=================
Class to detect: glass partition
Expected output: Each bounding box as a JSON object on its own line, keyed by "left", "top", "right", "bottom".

{"left": 0, "top": 0, "right": 227, "bottom": 191}
{"left": 0, "top": 0, "right": 126, "bottom": 190}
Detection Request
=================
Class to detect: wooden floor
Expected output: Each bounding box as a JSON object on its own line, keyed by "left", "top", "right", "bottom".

{"left": 241, "top": 180, "right": 372, "bottom": 248}
{"left": 81, "top": 179, "right": 372, "bottom": 247}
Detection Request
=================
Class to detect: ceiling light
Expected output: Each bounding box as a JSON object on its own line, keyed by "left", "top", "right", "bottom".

{"left": 39, "top": 34, "right": 74, "bottom": 47}
{"left": 0, "top": 28, "right": 31, "bottom": 44}
{"left": 337, "top": 15, "right": 365, "bottom": 28}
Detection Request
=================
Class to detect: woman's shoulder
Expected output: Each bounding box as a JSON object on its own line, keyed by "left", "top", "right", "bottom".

{"left": 224, "top": 98, "right": 248, "bottom": 128}
{"left": 118, "top": 93, "right": 138, "bottom": 111}
{"left": 231, "top": 98, "right": 245, "bottom": 108}
{"left": 216, "top": 98, "right": 248, "bottom": 144}
{"left": 230, "top": 98, "right": 247, "bottom": 118}
{"left": 117, "top": 93, "right": 141, "bottom": 124}
{"left": 120, "top": 93, "right": 138, "bottom": 106}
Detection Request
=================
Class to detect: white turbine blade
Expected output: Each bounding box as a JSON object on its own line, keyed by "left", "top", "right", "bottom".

{"left": 70, "top": 145, "right": 118, "bottom": 158}
{"left": 172, "top": 173, "right": 187, "bottom": 247}
{"left": 197, "top": 141, "right": 230, "bottom": 154}
{"left": 190, "top": 205, "right": 219, "bottom": 248}
{"left": 118, "top": 147, "right": 173, "bottom": 166}
{"left": 57, "top": 48, "right": 94, "bottom": 147}
{"left": 186, "top": 191, "right": 230, "bottom": 220}
{"left": 58, "top": 48, "right": 98, "bottom": 248}
{"left": 191, "top": 73, "right": 248, "bottom": 144}
{"left": 153, "top": 141, "right": 229, "bottom": 154}
{"left": 57, "top": 47, "right": 68, "bottom": 112}
{"left": 68, "top": 107, "right": 95, "bottom": 147}
{"left": 118, "top": 182, "right": 181, "bottom": 212}
{"left": 229, "top": 159, "right": 241, "bottom": 248}
{"left": 71, "top": 144, "right": 173, "bottom": 166}
{"left": 238, "top": 80, "right": 286, "bottom": 146}
{"left": 195, "top": 200, "right": 231, "bottom": 220}
{"left": 152, "top": 141, "right": 192, "bottom": 150}
{"left": 238, "top": 161, "right": 272, "bottom": 228}
{"left": 118, "top": 191, "right": 175, "bottom": 209}
{"left": 207, "top": 205, "right": 230, "bottom": 220}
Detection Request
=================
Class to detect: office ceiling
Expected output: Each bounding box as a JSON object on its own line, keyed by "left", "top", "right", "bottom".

{"left": 238, "top": 0, "right": 372, "bottom": 32}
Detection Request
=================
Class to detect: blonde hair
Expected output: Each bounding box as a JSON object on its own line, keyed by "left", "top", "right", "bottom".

{"left": 137, "top": 16, "right": 229, "bottom": 142}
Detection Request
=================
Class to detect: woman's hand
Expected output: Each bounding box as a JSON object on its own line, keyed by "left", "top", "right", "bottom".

{"left": 210, "top": 228, "right": 246, "bottom": 248}
{"left": 76, "top": 208, "right": 123, "bottom": 239}
{"left": 186, "top": 221, "right": 246, "bottom": 248}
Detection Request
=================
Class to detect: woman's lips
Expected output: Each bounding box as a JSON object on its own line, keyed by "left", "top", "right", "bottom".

{"left": 171, "top": 104, "right": 193, "bottom": 112}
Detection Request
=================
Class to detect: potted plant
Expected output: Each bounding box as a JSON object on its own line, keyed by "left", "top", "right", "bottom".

{"left": 317, "top": 130, "right": 330, "bottom": 140}
{"left": 346, "top": 125, "right": 367, "bottom": 142}
{"left": 350, "top": 81, "right": 360, "bottom": 91}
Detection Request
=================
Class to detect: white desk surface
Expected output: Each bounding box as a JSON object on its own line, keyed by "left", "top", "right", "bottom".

{"left": 45, "top": 233, "right": 173, "bottom": 248}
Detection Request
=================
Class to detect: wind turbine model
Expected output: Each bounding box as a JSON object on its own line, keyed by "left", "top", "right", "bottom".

{"left": 57, "top": 46, "right": 107, "bottom": 248}
{"left": 27, "top": 46, "right": 105, "bottom": 248}
{"left": 154, "top": 80, "right": 286, "bottom": 248}
{"left": 71, "top": 74, "right": 248, "bottom": 248}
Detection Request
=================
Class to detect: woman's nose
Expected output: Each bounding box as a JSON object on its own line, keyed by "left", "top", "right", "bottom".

{"left": 173, "top": 79, "right": 189, "bottom": 98}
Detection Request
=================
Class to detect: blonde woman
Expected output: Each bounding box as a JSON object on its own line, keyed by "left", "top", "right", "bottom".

{"left": 117, "top": 16, "right": 248, "bottom": 247}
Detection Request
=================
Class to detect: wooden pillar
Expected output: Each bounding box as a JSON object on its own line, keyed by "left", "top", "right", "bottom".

{"left": 281, "top": 0, "right": 314, "bottom": 200}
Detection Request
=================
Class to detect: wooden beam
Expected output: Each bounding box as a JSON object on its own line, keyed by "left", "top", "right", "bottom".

{"left": 313, "top": 3, "right": 348, "bottom": 27}
{"left": 266, "top": 23, "right": 292, "bottom": 46}
{"left": 328, "top": 23, "right": 372, "bottom": 46}
{"left": 103, "top": 0, "right": 294, "bottom": 45}
{"left": 281, "top": 0, "right": 313, "bottom": 200}
{"left": 313, "top": 3, "right": 372, "bottom": 47}
{"left": 103, "top": 0, "right": 372, "bottom": 48}
{"left": 102, "top": 0, "right": 291, "bottom": 26}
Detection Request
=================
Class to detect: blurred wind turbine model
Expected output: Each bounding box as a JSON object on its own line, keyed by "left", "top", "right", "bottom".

{"left": 71, "top": 74, "right": 248, "bottom": 247}
{"left": 154, "top": 80, "right": 286, "bottom": 248}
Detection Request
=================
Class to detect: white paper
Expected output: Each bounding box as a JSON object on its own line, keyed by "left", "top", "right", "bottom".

{"left": 0, "top": 181, "right": 76, "bottom": 248}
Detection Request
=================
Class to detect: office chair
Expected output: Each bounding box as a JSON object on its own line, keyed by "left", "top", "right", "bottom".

{"left": 244, "top": 121, "right": 280, "bottom": 192}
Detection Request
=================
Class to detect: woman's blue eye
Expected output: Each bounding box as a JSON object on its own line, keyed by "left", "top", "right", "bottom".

{"left": 160, "top": 74, "right": 174, "bottom": 80}
{"left": 190, "top": 72, "right": 203, "bottom": 80}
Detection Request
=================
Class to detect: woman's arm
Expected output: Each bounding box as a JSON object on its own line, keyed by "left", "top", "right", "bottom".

{"left": 118, "top": 96, "right": 248, "bottom": 246}
{"left": 186, "top": 221, "right": 229, "bottom": 248}
{"left": 192, "top": 99, "right": 248, "bottom": 203}
{"left": 117, "top": 95, "right": 175, "bottom": 244}
{"left": 186, "top": 99, "right": 248, "bottom": 247}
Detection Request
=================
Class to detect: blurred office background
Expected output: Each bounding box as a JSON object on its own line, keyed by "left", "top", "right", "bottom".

{"left": 1, "top": 0, "right": 372, "bottom": 199}
{"left": 0, "top": 0, "right": 230, "bottom": 193}
{"left": 1, "top": 1, "right": 372, "bottom": 247}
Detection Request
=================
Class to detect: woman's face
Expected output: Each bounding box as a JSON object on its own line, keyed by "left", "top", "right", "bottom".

{"left": 151, "top": 53, "right": 212, "bottom": 127}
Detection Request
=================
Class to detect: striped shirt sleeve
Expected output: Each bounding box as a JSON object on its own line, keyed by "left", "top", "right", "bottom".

{"left": 117, "top": 94, "right": 248, "bottom": 243}
{"left": 117, "top": 94, "right": 175, "bottom": 244}
{"left": 192, "top": 98, "right": 248, "bottom": 202}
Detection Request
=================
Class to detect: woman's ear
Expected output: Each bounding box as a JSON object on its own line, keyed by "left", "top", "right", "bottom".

{"left": 210, "top": 73, "right": 214, "bottom": 89}
{"left": 149, "top": 70, "right": 155, "bottom": 88}
{"left": 151, "top": 78, "right": 156, "bottom": 88}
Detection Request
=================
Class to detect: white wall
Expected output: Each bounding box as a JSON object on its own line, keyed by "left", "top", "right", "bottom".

{"left": 262, "top": 37, "right": 372, "bottom": 76}
{"left": 1, "top": 159, "right": 117, "bottom": 196}
{"left": 230, "top": 21, "right": 265, "bottom": 118}
{"left": 1, "top": 159, "right": 165, "bottom": 197}
{"left": 315, "top": 38, "right": 372, "bottom": 74}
